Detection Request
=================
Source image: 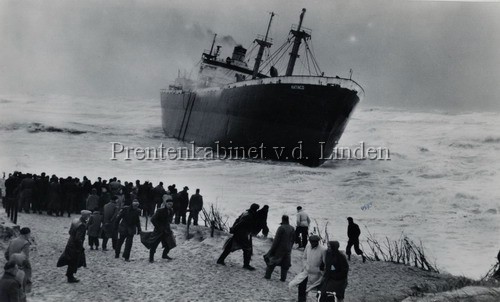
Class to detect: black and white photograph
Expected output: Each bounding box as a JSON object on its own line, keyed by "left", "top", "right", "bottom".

{"left": 1, "top": 0, "right": 499, "bottom": 301}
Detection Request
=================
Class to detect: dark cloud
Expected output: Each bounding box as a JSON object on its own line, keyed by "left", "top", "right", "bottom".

{"left": 0, "top": 0, "right": 499, "bottom": 111}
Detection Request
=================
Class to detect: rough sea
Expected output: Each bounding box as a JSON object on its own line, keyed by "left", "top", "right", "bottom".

{"left": 0, "top": 94, "right": 499, "bottom": 279}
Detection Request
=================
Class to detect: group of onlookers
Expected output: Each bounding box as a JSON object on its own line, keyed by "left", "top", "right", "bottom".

{"left": 2, "top": 172, "right": 203, "bottom": 224}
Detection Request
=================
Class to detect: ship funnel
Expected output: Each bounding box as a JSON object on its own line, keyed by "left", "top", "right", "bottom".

{"left": 231, "top": 45, "right": 247, "bottom": 62}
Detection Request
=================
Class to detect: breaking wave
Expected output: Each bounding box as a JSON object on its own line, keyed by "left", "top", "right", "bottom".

{"left": 448, "top": 142, "right": 478, "bottom": 149}
{"left": 483, "top": 136, "right": 500, "bottom": 143}
{"left": 0, "top": 122, "right": 90, "bottom": 135}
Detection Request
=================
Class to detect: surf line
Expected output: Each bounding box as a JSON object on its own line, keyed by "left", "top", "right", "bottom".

{"left": 320, "top": 141, "right": 391, "bottom": 160}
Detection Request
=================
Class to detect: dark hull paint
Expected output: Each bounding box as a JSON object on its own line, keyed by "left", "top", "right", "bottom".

{"left": 161, "top": 83, "right": 360, "bottom": 166}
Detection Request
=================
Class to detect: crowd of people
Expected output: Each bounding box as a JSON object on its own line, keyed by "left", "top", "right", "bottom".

{"left": 1, "top": 171, "right": 370, "bottom": 302}
{"left": 2, "top": 171, "right": 204, "bottom": 224}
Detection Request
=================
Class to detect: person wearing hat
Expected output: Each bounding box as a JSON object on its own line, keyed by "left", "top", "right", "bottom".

{"left": 217, "top": 203, "right": 260, "bottom": 270}
{"left": 346, "top": 217, "right": 366, "bottom": 263}
{"left": 175, "top": 186, "right": 189, "bottom": 224}
{"left": 0, "top": 261, "right": 22, "bottom": 302}
{"left": 57, "top": 210, "right": 91, "bottom": 283}
{"left": 317, "top": 241, "right": 349, "bottom": 302}
{"left": 114, "top": 201, "right": 142, "bottom": 261}
{"left": 263, "top": 215, "right": 295, "bottom": 281}
{"left": 288, "top": 235, "right": 326, "bottom": 302}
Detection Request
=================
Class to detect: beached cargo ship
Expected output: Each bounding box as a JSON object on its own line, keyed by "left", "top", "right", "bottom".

{"left": 161, "top": 9, "right": 364, "bottom": 166}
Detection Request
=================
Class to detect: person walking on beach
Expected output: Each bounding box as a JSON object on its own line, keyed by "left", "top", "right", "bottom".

{"left": 318, "top": 241, "right": 349, "bottom": 302}
{"left": 87, "top": 211, "right": 103, "bottom": 250}
{"left": 217, "top": 203, "right": 260, "bottom": 270}
{"left": 146, "top": 201, "right": 176, "bottom": 262}
{"left": 187, "top": 189, "right": 203, "bottom": 226}
{"left": 346, "top": 217, "right": 366, "bottom": 263}
{"left": 57, "top": 210, "right": 91, "bottom": 283}
{"left": 264, "top": 215, "right": 295, "bottom": 281}
{"left": 295, "top": 206, "right": 311, "bottom": 248}
{"left": 289, "top": 235, "right": 326, "bottom": 302}
{"left": 115, "top": 201, "right": 142, "bottom": 261}
{"left": 102, "top": 196, "right": 118, "bottom": 251}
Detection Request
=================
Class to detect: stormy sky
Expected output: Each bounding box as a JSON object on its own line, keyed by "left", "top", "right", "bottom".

{"left": 1, "top": 0, "right": 499, "bottom": 111}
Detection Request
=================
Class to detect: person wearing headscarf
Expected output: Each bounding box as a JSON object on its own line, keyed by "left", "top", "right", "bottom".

{"left": 114, "top": 201, "right": 142, "bottom": 261}
{"left": 263, "top": 215, "right": 295, "bottom": 281}
{"left": 217, "top": 203, "right": 260, "bottom": 270}
{"left": 57, "top": 210, "right": 91, "bottom": 283}
{"left": 318, "top": 241, "right": 349, "bottom": 302}
{"left": 288, "top": 235, "right": 326, "bottom": 302}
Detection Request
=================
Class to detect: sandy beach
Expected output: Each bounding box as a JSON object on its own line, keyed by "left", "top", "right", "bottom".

{"left": 1, "top": 207, "right": 497, "bottom": 302}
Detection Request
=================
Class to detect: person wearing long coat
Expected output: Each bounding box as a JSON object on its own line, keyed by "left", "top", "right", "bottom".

{"left": 264, "top": 215, "right": 295, "bottom": 281}
{"left": 47, "top": 178, "right": 62, "bottom": 216}
{"left": 102, "top": 197, "right": 118, "bottom": 251}
{"left": 288, "top": 235, "right": 327, "bottom": 302}
{"left": 217, "top": 203, "right": 260, "bottom": 270}
{"left": 57, "top": 210, "right": 91, "bottom": 283}
{"left": 187, "top": 189, "right": 203, "bottom": 226}
{"left": 318, "top": 241, "right": 349, "bottom": 302}
{"left": 143, "top": 201, "right": 176, "bottom": 262}
{"left": 114, "top": 201, "right": 142, "bottom": 261}
{"left": 175, "top": 186, "right": 189, "bottom": 224}
{"left": 87, "top": 211, "right": 103, "bottom": 250}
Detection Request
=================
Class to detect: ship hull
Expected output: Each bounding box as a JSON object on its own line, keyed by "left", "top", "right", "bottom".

{"left": 161, "top": 80, "right": 360, "bottom": 166}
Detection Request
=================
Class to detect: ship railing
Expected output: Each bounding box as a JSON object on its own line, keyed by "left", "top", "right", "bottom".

{"left": 225, "top": 75, "right": 364, "bottom": 96}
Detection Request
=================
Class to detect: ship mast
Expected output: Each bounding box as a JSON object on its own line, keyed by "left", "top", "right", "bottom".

{"left": 285, "top": 8, "right": 310, "bottom": 76}
{"left": 252, "top": 12, "right": 275, "bottom": 79}
{"left": 209, "top": 33, "right": 217, "bottom": 57}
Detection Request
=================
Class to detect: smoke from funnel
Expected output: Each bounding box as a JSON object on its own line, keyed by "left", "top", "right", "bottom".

{"left": 206, "top": 29, "right": 239, "bottom": 46}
